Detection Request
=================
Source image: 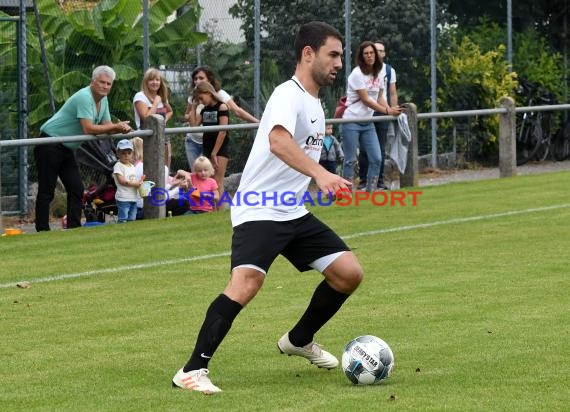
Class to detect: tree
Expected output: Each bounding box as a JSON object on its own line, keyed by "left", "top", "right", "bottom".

{"left": 0, "top": 0, "right": 207, "bottom": 133}
{"left": 440, "top": 0, "right": 569, "bottom": 51}
{"left": 461, "top": 21, "right": 564, "bottom": 99}
{"left": 229, "top": 0, "right": 443, "bottom": 111}
{"left": 437, "top": 36, "right": 517, "bottom": 159}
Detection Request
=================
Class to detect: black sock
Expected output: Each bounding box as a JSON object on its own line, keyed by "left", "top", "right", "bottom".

{"left": 288, "top": 280, "right": 350, "bottom": 347}
{"left": 183, "top": 294, "right": 243, "bottom": 372}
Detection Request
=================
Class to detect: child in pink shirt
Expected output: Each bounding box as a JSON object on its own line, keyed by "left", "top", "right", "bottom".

{"left": 186, "top": 156, "right": 219, "bottom": 213}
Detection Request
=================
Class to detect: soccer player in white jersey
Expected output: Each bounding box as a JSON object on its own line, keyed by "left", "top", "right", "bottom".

{"left": 172, "top": 21, "right": 364, "bottom": 394}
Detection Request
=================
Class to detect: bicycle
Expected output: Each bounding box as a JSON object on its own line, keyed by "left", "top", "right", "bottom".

{"left": 515, "top": 78, "right": 556, "bottom": 165}
{"left": 550, "top": 119, "right": 570, "bottom": 161}
{"left": 515, "top": 78, "right": 570, "bottom": 164}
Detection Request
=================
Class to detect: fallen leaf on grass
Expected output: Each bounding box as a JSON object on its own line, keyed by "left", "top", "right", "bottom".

{"left": 16, "top": 282, "right": 31, "bottom": 289}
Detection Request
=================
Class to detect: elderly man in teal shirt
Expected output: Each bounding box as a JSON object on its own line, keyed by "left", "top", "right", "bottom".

{"left": 35, "top": 65, "right": 133, "bottom": 231}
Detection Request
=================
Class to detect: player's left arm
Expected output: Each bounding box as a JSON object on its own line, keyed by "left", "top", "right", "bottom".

{"left": 269, "top": 125, "right": 350, "bottom": 193}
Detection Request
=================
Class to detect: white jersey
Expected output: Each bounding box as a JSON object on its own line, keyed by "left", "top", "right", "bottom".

{"left": 230, "top": 76, "right": 325, "bottom": 227}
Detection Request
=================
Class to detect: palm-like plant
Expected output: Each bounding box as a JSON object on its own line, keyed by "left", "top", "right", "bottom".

{"left": 23, "top": 0, "right": 206, "bottom": 129}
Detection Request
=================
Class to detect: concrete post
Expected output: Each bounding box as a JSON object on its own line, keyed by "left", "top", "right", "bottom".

{"left": 400, "top": 103, "right": 419, "bottom": 188}
{"left": 142, "top": 115, "right": 166, "bottom": 219}
{"left": 499, "top": 96, "right": 517, "bottom": 178}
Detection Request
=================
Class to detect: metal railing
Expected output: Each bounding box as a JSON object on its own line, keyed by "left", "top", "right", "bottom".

{"left": 3, "top": 99, "right": 570, "bottom": 219}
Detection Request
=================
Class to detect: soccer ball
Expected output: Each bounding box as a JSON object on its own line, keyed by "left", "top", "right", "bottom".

{"left": 341, "top": 335, "right": 394, "bottom": 385}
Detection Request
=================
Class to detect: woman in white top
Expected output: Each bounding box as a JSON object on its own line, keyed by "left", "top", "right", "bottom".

{"left": 133, "top": 68, "right": 173, "bottom": 167}
{"left": 341, "top": 41, "right": 401, "bottom": 192}
{"left": 184, "top": 66, "right": 259, "bottom": 170}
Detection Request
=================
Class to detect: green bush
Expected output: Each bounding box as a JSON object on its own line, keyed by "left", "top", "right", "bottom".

{"left": 433, "top": 20, "right": 564, "bottom": 162}
{"left": 468, "top": 21, "right": 564, "bottom": 101}
{"left": 438, "top": 37, "right": 517, "bottom": 160}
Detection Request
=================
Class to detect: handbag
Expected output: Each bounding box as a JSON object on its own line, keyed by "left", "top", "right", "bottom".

{"left": 334, "top": 96, "right": 349, "bottom": 118}
{"left": 334, "top": 96, "right": 359, "bottom": 119}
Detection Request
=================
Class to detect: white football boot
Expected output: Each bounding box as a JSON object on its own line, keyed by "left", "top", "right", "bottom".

{"left": 172, "top": 368, "right": 222, "bottom": 394}
{"left": 277, "top": 333, "right": 339, "bottom": 370}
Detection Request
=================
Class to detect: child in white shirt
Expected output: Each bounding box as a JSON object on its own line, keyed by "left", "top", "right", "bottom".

{"left": 113, "top": 139, "right": 144, "bottom": 223}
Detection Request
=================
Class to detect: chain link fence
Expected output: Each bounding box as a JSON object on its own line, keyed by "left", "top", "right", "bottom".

{"left": 0, "top": 12, "right": 21, "bottom": 214}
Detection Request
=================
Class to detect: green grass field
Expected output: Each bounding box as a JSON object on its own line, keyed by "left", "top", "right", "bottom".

{"left": 1, "top": 172, "right": 569, "bottom": 411}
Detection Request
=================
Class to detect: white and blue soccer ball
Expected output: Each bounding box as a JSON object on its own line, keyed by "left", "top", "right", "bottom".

{"left": 341, "top": 335, "right": 394, "bottom": 385}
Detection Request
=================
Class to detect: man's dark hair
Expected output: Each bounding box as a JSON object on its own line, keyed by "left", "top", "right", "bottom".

{"left": 374, "top": 40, "right": 386, "bottom": 48}
{"left": 356, "top": 40, "right": 382, "bottom": 76}
{"left": 295, "top": 21, "right": 342, "bottom": 62}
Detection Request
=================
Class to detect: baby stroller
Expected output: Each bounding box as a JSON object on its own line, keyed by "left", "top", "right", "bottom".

{"left": 76, "top": 139, "right": 119, "bottom": 223}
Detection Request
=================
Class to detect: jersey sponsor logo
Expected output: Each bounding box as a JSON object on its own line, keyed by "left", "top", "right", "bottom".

{"left": 305, "top": 135, "right": 323, "bottom": 147}
{"left": 305, "top": 133, "right": 324, "bottom": 156}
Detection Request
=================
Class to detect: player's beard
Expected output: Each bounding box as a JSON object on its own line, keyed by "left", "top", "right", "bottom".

{"left": 312, "top": 61, "right": 335, "bottom": 87}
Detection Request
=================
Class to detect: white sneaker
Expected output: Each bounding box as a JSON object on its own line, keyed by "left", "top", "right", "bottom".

{"left": 172, "top": 368, "right": 222, "bottom": 394}
{"left": 277, "top": 333, "right": 339, "bottom": 370}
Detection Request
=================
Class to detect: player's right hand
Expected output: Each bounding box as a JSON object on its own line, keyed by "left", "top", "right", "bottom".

{"left": 315, "top": 170, "right": 351, "bottom": 194}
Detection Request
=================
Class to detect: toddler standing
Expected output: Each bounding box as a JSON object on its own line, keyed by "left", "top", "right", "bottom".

{"left": 113, "top": 139, "right": 144, "bottom": 223}
{"left": 319, "top": 124, "right": 344, "bottom": 174}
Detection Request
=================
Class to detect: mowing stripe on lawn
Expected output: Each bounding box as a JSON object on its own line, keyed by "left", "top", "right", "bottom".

{"left": 342, "top": 203, "right": 570, "bottom": 239}
{"left": 1, "top": 203, "right": 569, "bottom": 289}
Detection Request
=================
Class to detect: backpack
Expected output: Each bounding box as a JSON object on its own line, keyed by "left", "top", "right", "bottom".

{"left": 334, "top": 96, "right": 349, "bottom": 119}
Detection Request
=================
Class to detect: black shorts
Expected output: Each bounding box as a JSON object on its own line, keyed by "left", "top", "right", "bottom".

{"left": 203, "top": 134, "right": 230, "bottom": 158}
{"left": 230, "top": 213, "right": 349, "bottom": 274}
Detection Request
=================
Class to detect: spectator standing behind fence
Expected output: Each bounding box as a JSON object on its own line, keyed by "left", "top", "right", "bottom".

{"left": 34, "top": 65, "right": 132, "bottom": 232}
{"left": 184, "top": 66, "right": 259, "bottom": 170}
{"left": 133, "top": 68, "right": 173, "bottom": 168}
{"left": 341, "top": 41, "right": 402, "bottom": 192}
{"left": 193, "top": 82, "right": 230, "bottom": 198}
{"left": 113, "top": 139, "right": 144, "bottom": 223}
{"left": 358, "top": 40, "right": 399, "bottom": 190}
{"left": 319, "top": 124, "right": 344, "bottom": 174}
